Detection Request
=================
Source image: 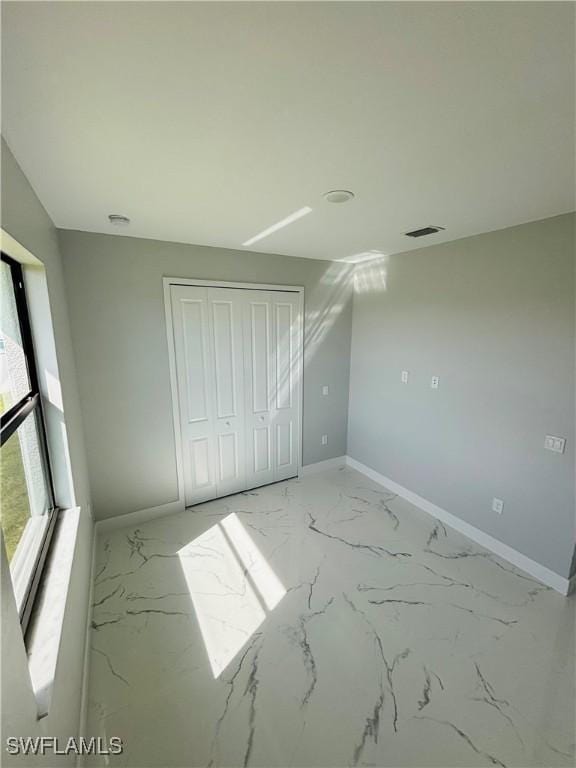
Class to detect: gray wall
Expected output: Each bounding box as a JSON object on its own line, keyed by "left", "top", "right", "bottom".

{"left": 58, "top": 230, "right": 353, "bottom": 520}
{"left": 348, "top": 214, "right": 575, "bottom": 579}
{"left": 1, "top": 139, "right": 93, "bottom": 759}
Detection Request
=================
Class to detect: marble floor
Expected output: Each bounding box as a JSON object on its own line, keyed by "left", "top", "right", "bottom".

{"left": 86, "top": 467, "right": 575, "bottom": 768}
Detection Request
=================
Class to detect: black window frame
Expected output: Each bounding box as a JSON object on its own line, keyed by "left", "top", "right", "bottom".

{"left": 1, "top": 251, "right": 58, "bottom": 638}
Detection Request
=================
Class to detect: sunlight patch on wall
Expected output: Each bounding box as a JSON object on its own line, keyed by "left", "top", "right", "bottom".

{"left": 353, "top": 255, "right": 389, "bottom": 294}
{"left": 338, "top": 249, "right": 387, "bottom": 265}
{"left": 304, "top": 261, "right": 354, "bottom": 364}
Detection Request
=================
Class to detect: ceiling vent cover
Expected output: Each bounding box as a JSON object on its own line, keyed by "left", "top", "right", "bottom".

{"left": 108, "top": 214, "right": 130, "bottom": 226}
{"left": 405, "top": 225, "right": 445, "bottom": 238}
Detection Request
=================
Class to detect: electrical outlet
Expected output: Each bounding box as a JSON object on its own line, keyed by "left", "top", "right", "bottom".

{"left": 431, "top": 376, "right": 440, "bottom": 389}
{"left": 544, "top": 435, "right": 566, "bottom": 454}
{"left": 322, "top": 385, "right": 329, "bottom": 396}
{"left": 401, "top": 370, "right": 409, "bottom": 384}
{"left": 492, "top": 497, "right": 504, "bottom": 515}
{"left": 321, "top": 435, "right": 328, "bottom": 445}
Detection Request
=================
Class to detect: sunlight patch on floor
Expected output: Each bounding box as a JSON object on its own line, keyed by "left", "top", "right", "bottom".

{"left": 178, "top": 513, "right": 285, "bottom": 677}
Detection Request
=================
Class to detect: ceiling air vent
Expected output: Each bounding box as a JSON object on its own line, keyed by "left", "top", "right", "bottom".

{"left": 108, "top": 214, "right": 130, "bottom": 226}
{"left": 405, "top": 225, "right": 445, "bottom": 238}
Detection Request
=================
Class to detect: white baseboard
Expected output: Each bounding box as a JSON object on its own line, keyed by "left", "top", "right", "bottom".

{"left": 345, "top": 456, "right": 571, "bottom": 596}
{"left": 301, "top": 456, "right": 347, "bottom": 476}
{"left": 95, "top": 457, "right": 344, "bottom": 531}
{"left": 96, "top": 499, "right": 185, "bottom": 534}
{"left": 89, "top": 459, "right": 571, "bottom": 596}
{"left": 76, "top": 523, "right": 97, "bottom": 768}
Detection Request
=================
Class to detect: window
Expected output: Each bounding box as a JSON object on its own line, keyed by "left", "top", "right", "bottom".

{"left": 1, "top": 253, "right": 57, "bottom": 635}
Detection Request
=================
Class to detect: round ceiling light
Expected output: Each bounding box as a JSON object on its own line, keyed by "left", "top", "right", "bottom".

{"left": 323, "top": 190, "right": 355, "bottom": 204}
{"left": 108, "top": 214, "right": 130, "bottom": 226}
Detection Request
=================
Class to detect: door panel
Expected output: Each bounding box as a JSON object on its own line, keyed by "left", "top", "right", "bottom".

{"left": 209, "top": 289, "right": 246, "bottom": 497}
{"left": 244, "top": 294, "right": 275, "bottom": 488}
{"left": 190, "top": 437, "right": 212, "bottom": 489}
{"left": 271, "top": 293, "right": 301, "bottom": 481}
{"left": 253, "top": 427, "right": 271, "bottom": 474}
{"left": 181, "top": 300, "right": 209, "bottom": 423}
{"left": 217, "top": 432, "right": 238, "bottom": 482}
{"left": 275, "top": 302, "right": 293, "bottom": 410}
{"left": 276, "top": 422, "right": 292, "bottom": 468}
{"left": 212, "top": 300, "right": 237, "bottom": 419}
{"left": 244, "top": 290, "right": 301, "bottom": 485}
{"left": 250, "top": 302, "right": 270, "bottom": 413}
{"left": 171, "top": 286, "right": 217, "bottom": 505}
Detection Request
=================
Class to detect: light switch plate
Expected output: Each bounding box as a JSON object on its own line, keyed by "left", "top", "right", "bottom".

{"left": 431, "top": 376, "right": 440, "bottom": 389}
{"left": 544, "top": 435, "right": 566, "bottom": 454}
{"left": 322, "top": 385, "right": 329, "bottom": 396}
{"left": 401, "top": 371, "right": 409, "bottom": 384}
{"left": 321, "top": 435, "right": 328, "bottom": 445}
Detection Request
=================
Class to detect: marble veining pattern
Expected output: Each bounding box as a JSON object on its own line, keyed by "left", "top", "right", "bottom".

{"left": 85, "top": 467, "right": 575, "bottom": 767}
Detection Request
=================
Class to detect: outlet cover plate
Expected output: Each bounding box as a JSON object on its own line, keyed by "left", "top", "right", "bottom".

{"left": 544, "top": 435, "right": 566, "bottom": 454}
{"left": 492, "top": 497, "right": 504, "bottom": 514}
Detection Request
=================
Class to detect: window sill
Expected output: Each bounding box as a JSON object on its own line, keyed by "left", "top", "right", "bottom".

{"left": 25, "top": 507, "right": 81, "bottom": 719}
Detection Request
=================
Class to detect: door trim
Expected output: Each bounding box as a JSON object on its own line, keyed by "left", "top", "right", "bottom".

{"left": 165, "top": 277, "right": 305, "bottom": 293}
{"left": 163, "top": 277, "right": 304, "bottom": 508}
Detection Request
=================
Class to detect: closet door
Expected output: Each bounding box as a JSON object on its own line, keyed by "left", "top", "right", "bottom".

{"left": 271, "top": 292, "right": 302, "bottom": 481}
{"left": 243, "top": 292, "right": 275, "bottom": 489}
{"left": 171, "top": 285, "right": 217, "bottom": 505}
{"left": 208, "top": 288, "right": 246, "bottom": 498}
{"left": 171, "top": 283, "right": 301, "bottom": 505}
{"left": 243, "top": 290, "right": 301, "bottom": 486}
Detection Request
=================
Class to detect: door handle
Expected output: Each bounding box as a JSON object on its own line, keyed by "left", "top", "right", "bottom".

{"left": 225, "top": 421, "right": 231, "bottom": 427}
{"left": 258, "top": 416, "right": 265, "bottom": 422}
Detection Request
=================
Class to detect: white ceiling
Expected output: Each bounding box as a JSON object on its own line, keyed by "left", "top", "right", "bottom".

{"left": 2, "top": 2, "right": 574, "bottom": 262}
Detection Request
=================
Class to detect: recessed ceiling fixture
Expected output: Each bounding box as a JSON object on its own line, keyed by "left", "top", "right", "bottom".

{"left": 323, "top": 190, "right": 355, "bottom": 204}
{"left": 242, "top": 206, "right": 312, "bottom": 247}
{"left": 108, "top": 214, "right": 130, "bottom": 226}
{"left": 405, "top": 225, "right": 445, "bottom": 238}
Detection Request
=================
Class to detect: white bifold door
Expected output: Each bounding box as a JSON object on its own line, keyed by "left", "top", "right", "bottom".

{"left": 170, "top": 284, "right": 302, "bottom": 506}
